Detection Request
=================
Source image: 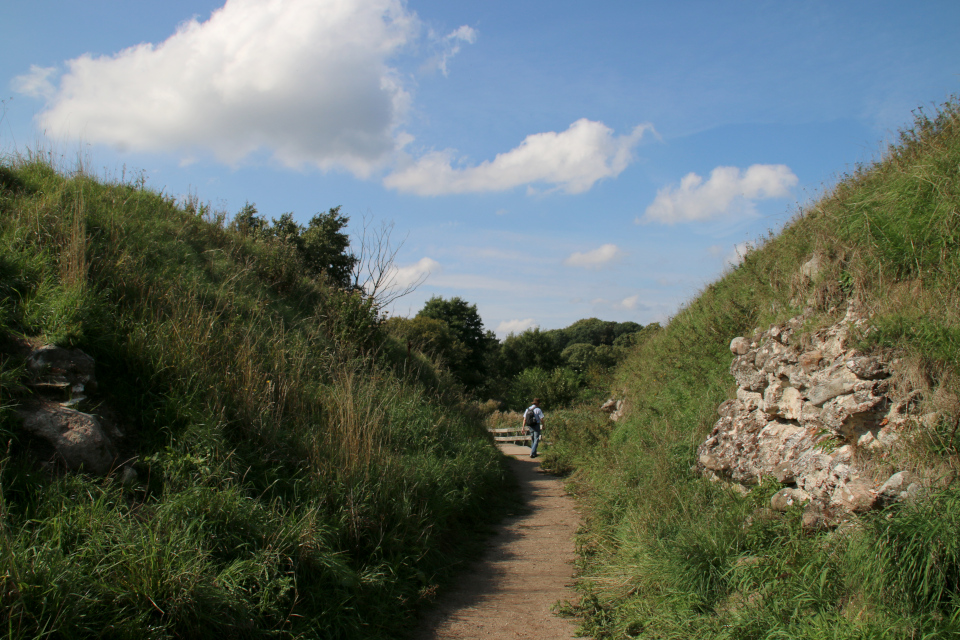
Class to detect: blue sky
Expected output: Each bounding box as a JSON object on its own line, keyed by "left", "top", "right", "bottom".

{"left": 4, "top": 0, "right": 960, "bottom": 336}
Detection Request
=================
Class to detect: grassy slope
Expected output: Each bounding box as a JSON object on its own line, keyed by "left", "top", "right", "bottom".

{"left": 0, "top": 157, "right": 511, "bottom": 639}
{"left": 548, "top": 99, "right": 960, "bottom": 639}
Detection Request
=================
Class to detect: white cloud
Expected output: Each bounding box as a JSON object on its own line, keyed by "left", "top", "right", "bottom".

{"left": 616, "top": 294, "right": 641, "bottom": 310}
{"left": 384, "top": 119, "right": 653, "bottom": 195}
{"left": 641, "top": 164, "right": 798, "bottom": 224}
{"left": 422, "top": 25, "right": 477, "bottom": 76}
{"left": 11, "top": 65, "right": 58, "bottom": 100}
{"left": 23, "top": 0, "right": 427, "bottom": 177}
{"left": 563, "top": 243, "right": 623, "bottom": 269}
{"left": 497, "top": 318, "right": 538, "bottom": 335}
{"left": 724, "top": 241, "right": 754, "bottom": 268}
{"left": 382, "top": 257, "right": 440, "bottom": 289}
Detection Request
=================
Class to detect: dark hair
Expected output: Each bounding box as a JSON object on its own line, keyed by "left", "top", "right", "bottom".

{"left": 532, "top": 398, "right": 541, "bottom": 405}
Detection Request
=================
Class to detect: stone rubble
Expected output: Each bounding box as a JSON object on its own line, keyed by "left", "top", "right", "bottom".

{"left": 600, "top": 398, "right": 624, "bottom": 422}
{"left": 698, "top": 301, "right": 927, "bottom": 527}
{"left": 17, "top": 345, "right": 123, "bottom": 475}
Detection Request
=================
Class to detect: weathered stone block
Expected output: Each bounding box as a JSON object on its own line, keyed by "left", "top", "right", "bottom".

{"left": 730, "top": 337, "right": 751, "bottom": 355}
{"left": 731, "top": 355, "right": 766, "bottom": 392}
{"left": 19, "top": 403, "right": 118, "bottom": 474}
{"left": 830, "top": 479, "right": 876, "bottom": 513}
{"left": 771, "top": 487, "right": 811, "bottom": 511}
{"left": 847, "top": 356, "right": 888, "bottom": 380}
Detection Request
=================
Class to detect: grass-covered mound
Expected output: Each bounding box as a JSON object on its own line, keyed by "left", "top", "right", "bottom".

{"left": 0, "top": 156, "right": 510, "bottom": 638}
{"left": 548, "top": 99, "right": 960, "bottom": 638}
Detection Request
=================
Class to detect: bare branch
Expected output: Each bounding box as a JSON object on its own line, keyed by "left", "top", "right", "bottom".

{"left": 351, "top": 216, "right": 428, "bottom": 310}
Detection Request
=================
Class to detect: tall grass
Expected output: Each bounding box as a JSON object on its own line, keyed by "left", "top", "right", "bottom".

{"left": 0, "top": 152, "right": 511, "bottom": 638}
{"left": 555, "top": 98, "right": 960, "bottom": 639}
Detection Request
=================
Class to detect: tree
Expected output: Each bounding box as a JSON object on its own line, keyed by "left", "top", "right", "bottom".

{"left": 300, "top": 206, "right": 357, "bottom": 287}
{"left": 231, "top": 202, "right": 269, "bottom": 237}
{"left": 350, "top": 218, "right": 428, "bottom": 309}
{"left": 497, "top": 328, "right": 563, "bottom": 379}
{"left": 383, "top": 315, "right": 468, "bottom": 368}
{"left": 417, "top": 296, "right": 490, "bottom": 390}
{"left": 560, "top": 342, "right": 597, "bottom": 373}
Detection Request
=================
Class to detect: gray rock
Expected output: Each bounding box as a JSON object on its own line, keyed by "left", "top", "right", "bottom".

{"left": 762, "top": 380, "right": 784, "bottom": 416}
{"left": 120, "top": 466, "right": 138, "bottom": 486}
{"left": 772, "top": 462, "right": 795, "bottom": 484}
{"left": 799, "top": 350, "right": 823, "bottom": 373}
{"left": 717, "top": 399, "right": 740, "bottom": 419}
{"left": 731, "top": 355, "right": 766, "bottom": 392}
{"left": 730, "top": 337, "right": 751, "bottom": 355}
{"left": 755, "top": 340, "right": 788, "bottom": 373}
{"left": 847, "top": 356, "right": 888, "bottom": 380}
{"left": 800, "top": 255, "right": 823, "bottom": 281}
{"left": 808, "top": 379, "right": 858, "bottom": 407}
{"left": 801, "top": 502, "right": 827, "bottom": 531}
{"left": 876, "top": 471, "right": 918, "bottom": 505}
{"left": 18, "top": 403, "right": 118, "bottom": 474}
{"left": 771, "top": 487, "right": 811, "bottom": 511}
{"left": 699, "top": 453, "right": 727, "bottom": 472}
{"left": 830, "top": 478, "right": 876, "bottom": 513}
{"left": 26, "top": 346, "right": 98, "bottom": 393}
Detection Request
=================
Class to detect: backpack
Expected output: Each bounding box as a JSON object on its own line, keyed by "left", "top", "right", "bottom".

{"left": 524, "top": 407, "right": 540, "bottom": 428}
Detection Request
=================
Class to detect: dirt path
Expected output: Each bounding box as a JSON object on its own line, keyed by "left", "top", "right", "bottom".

{"left": 414, "top": 443, "right": 581, "bottom": 640}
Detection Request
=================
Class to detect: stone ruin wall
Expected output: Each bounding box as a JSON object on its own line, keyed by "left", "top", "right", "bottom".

{"left": 697, "top": 302, "right": 932, "bottom": 529}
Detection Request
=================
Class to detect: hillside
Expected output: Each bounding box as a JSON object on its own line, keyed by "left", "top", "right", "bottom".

{"left": 548, "top": 99, "right": 960, "bottom": 638}
{"left": 0, "top": 156, "right": 511, "bottom": 638}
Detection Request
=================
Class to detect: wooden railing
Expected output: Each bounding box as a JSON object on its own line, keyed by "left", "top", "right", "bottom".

{"left": 487, "top": 426, "right": 532, "bottom": 443}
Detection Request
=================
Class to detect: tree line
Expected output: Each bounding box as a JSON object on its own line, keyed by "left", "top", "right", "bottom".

{"left": 384, "top": 296, "right": 660, "bottom": 411}
{"left": 228, "top": 202, "right": 659, "bottom": 411}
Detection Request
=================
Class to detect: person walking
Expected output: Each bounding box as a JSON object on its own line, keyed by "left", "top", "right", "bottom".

{"left": 521, "top": 398, "right": 545, "bottom": 458}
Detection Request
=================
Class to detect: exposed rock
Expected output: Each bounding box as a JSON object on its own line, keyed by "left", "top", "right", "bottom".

{"left": 599, "top": 399, "right": 624, "bottom": 422}
{"left": 772, "top": 462, "right": 795, "bottom": 483}
{"left": 801, "top": 502, "right": 827, "bottom": 531}
{"left": 771, "top": 487, "right": 810, "bottom": 511}
{"left": 730, "top": 337, "right": 751, "bottom": 355}
{"left": 799, "top": 350, "right": 823, "bottom": 373}
{"left": 830, "top": 478, "right": 876, "bottom": 513}
{"left": 697, "top": 301, "right": 930, "bottom": 528}
{"left": 16, "top": 346, "right": 121, "bottom": 476}
{"left": 730, "top": 355, "right": 766, "bottom": 392}
{"left": 847, "top": 356, "right": 888, "bottom": 380}
{"left": 800, "top": 254, "right": 823, "bottom": 281}
{"left": 876, "top": 471, "right": 921, "bottom": 506}
{"left": 18, "top": 402, "right": 118, "bottom": 474}
{"left": 120, "top": 466, "right": 139, "bottom": 486}
{"left": 26, "top": 345, "right": 98, "bottom": 395}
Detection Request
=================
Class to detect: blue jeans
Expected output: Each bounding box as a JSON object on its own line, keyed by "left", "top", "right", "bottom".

{"left": 529, "top": 427, "right": 541, "bottom": 456}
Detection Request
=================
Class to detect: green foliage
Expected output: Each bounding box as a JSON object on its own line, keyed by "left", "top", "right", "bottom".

{"left": 560, "top": 342, "right": 597, "bottom": 373}
{"left": 497, "top": 327, "right": 563, "bottom": 379}
{"left": 545, "top": 318, "right": 644, "bottom": 352}
{"left": 487, "top": 322, "right": 655, "bottom": 410}
{"left": 504, "top": 366, "right": 580, "bottom": 411}
{"left": 383, "top": 315, "right": 469, "bottom": 372}
{"left": 417, "top": 296, "right": 492, "bottom": 390}
{"left": 229, "top": 202, "right": 358, "bottom": 287}
{"left": 0, "top": 156, "right": 510, "bottom": 639}
{"left": 557, "top": 96, "right": 960, "bottom": 640}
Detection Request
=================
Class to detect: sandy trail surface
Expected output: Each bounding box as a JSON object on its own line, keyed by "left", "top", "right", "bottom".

{"left": 414, "top": 443, "right": 581, "bottom": 640}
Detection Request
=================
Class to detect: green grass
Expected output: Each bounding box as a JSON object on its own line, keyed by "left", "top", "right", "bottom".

{"left": 0, "top": 151, "right": 512, "bottom": 638}
{"left": 551, "top": 98, "right": 960, "bottom": 639}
